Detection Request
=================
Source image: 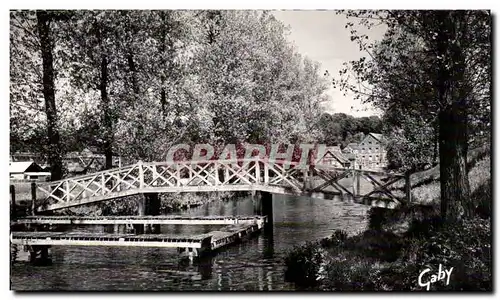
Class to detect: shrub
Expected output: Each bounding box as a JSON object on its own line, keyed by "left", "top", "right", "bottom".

{"left": 471, "top": 180, "right": 492, "bottom": 219}
{"left": 349, "top": 230, "right": 402, "bottom": 262}
{"left": 320, "top": 258, "right": 379, "bottom": 291}
{"left": 400, "top": 218, "right": 491, "bottom": 291}
{"left": 319, "top": 230, "right": 348, "bottom": 248}
{"left": 284, "top": 241, "right": 329, "bottom": 288}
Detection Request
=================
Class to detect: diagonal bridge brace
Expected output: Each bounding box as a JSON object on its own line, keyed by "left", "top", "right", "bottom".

{"left": 312, "top": 168, "right": 354, "bottom": 196}
{"left": 361, "top": 173, "right": 404, "bottom": 203}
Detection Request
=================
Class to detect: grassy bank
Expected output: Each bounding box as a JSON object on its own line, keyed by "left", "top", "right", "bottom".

{"left": 284, "top": 145, "right": 492, "bottom": 291}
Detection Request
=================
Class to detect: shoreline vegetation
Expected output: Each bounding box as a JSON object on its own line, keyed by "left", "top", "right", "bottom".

{"left": 284, "top": 145, "right": 491, "bottom": 291}
{"left": 64, "top": 191, "right": 251, "bottom": 216}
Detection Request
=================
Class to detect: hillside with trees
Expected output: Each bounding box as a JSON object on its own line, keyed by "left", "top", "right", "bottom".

{"left": 318, "top": 112, "right": 383, "bottom": 147}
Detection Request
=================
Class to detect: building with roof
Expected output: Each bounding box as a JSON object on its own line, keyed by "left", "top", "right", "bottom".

{"left": 355, "top": 133, "right": 388, "bottom": 170}
{"left": 317, "top": 146, "right": 352, "bottom": 168}
{"left": 342, "top": 143, "right": 359, "bottom": 154}
{"left": 9, "top": 161, "right": 51, "bottom": 181}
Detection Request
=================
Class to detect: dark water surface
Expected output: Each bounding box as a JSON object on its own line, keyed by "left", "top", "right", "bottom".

{"left": 10, "top": 195, "right": 368, "bottom": 291}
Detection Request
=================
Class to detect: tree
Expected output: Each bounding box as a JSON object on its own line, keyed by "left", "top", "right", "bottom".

{"left": 10, "top": 11, "right": 66, "bottom": 180}
{"left": 334, "top": 10, "right": 491, "bottom": 220}
{"left": 35, "top": 10, "right": 65, "bottom": 180}
{"left": 191, "top": 11, "right": 329, "bottom": 145}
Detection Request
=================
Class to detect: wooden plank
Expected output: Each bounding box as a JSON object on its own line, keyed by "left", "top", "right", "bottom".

{"left": 16, "top": 215, "right": 266, "bottom": 226}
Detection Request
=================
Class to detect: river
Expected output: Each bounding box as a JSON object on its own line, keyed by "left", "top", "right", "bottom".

{"left": 10, "top": 194, "right": 369, "bottom": 291}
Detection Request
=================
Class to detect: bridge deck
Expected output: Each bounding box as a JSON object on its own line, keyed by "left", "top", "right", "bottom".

{"left": 15, "top": 215, "right": 267, "bottom": 226}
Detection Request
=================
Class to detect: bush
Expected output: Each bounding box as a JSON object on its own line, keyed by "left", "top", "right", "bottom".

{"left": 284, "top": 241, "right": 329, "bottom": 288}
{"left": 399, "top": 218, "right": 491, "bottom": 291}
{"left": 471, "top": 180, "right": 492, "bottom": 219}
{"left": 319, "top": 230, "right": 348, "bottom": 248}
{"left": 320, "top": 258, "right": 379, "bottom": 291}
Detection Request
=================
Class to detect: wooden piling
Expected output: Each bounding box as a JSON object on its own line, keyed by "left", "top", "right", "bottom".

{"left": 10, "top": 185, "right": 16, "bottom": 220}
{"left": 31, "top": 182, "right": 37, "bottom": 216}
{"left": 405, "top": 171, "right": 412, "bottom": 203}
{"left": 356, "top": 166, "right": 361, "bottom": 197}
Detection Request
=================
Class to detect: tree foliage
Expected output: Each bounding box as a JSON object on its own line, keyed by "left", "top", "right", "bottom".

{"left": 10, "top": 10, "right": 331, "bottom": 168}
{"left": 318, "top": 112, "right": 382, "bottom": 147}
{"left": 334, "top": 10, "right": 491, "bottom": 220}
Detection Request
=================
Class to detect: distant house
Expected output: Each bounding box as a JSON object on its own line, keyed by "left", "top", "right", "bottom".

{"left": 356, "top": 133, "right": 388, "bottom": 170}
{"left": 9, "top": 161, "right": 51, "bottom": 181}
{"left": 317, "top": 146, "right": 351, "bottom": 168}
{"left": 342, "top": 143, "right": 359, "bottom": 154}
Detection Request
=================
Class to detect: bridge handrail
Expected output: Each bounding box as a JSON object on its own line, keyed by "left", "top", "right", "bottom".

{"left": 32, "top": 157, "right": 410, "bottom": 212}
{"left": 38, "top": 158, "right": 404, "bottom": 187}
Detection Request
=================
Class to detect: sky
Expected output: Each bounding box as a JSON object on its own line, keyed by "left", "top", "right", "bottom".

{"left": 272, "top": 10, "right": 386, "bottom": 117}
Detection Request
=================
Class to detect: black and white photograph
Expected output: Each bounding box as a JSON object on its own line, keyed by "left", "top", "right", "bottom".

{"left": 8, "top": 5, "right": 492, "bottom": 292}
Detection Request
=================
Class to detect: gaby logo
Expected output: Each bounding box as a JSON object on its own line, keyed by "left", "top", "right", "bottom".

{"left": 418, "top": 264, "right": 454, "bottom": 291}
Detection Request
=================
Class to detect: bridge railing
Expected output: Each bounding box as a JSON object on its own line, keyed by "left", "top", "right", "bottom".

{"left": 34, "top": 159, "right": 408, "bottom": 211}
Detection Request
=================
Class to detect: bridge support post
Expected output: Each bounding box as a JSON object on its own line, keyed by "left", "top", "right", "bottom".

{"left": 31, "top": 182, "right": 37, "bottom": 216}
{"left": 178, "top": 247, "right": 198, "bottom": 264}
{"left": 261, "top": 192, "right": 273, "bottom": 231}
{"left": 134, "top": 193, "right": 161, "bottom": 234}
{"left": 10, "top": 185, "right": 16, "bottom": 220}
{"left": 133, "top": 196, "right": 146, "bottom": 234}
{"left": 252, "top": 191, "right": 262, "bottom": 215}
{"left": 28, "top": 245, "right": 52, "bottom": 264}
{"left": 145, "top": 193, "right": 161, "bottom": 233}
{"left": 356, "top": 166, "right": 361, "bottom": 198}
{"left": 405, "top": 171, "right": 412, "bottom": 203}
{"left": 113, "top": 224, "right": 127, "bottom": 233}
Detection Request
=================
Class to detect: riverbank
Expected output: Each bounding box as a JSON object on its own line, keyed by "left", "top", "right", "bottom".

{"left": 56, "top": 191, "right": 251, "bottom": 216}
{"left": 284, "top": 145, "right": 492, "bottom": 291}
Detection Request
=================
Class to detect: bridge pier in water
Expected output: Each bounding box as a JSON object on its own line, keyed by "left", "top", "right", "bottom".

{"left": 133, "top": 193, "right": 161, "bottom": 234}
{"left": 252, "top": 191, "right": 262, "bottom": 215}
{"left": 252, "top": 191, "right": 272, "bottom": 226}
{"left": 11, "top": 244, "right": 52, "bottom": 264}
{"left": 261, "top": 192, "right": 273, "bottom": 232}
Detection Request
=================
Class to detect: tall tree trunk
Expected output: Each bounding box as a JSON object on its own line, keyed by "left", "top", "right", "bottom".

{"left": 159, "top": 11, "right": 167, "bottom": 116}
{"left": 36, "top": 11, "right": 63, "bottom": 181}
{"left": 127, "top": 50, "right": 146, "bottom": 160}
{"left": 100, "top": 53, "right": 113, "bottom": 170}
{"left": 95, "top": 20, "right": 113, "bottom": 170}
{"left": 436, "top": 11, "right": 472, "bottom": 220}
{"left": 438, "top": 103, "right": 471, "bottom": 220}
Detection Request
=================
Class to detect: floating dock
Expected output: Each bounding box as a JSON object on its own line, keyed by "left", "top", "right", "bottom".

{"left": 10, "top": 220, "right": 266, "bottom": 263}
{"left": 15, "top": 215, "right": 267, "bottom": 226}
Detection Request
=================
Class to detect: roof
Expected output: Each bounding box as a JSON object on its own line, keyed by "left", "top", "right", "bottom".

{"left": 9, "top": 161, "right": 42, "bottom": 174}
{"left": 321, "top": 150, "right": 350, "bottom": 164}
{"left": 24, "top": 172, "right": 52, "bottom": 176}
{"left": 344, "top": 153, "right": 356, "bottom": 160}
{"left": 368, "top": 133, "right": 386, "bottom": 143}
{"left": 325, "top": 146, "right": 342, "bottom": 153}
